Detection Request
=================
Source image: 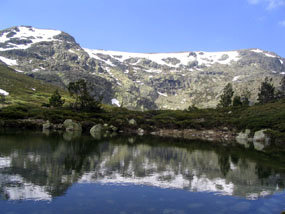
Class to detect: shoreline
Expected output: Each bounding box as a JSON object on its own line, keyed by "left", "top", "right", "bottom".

{"left": 0, "top": 117, "right": 284, "bottom": 153}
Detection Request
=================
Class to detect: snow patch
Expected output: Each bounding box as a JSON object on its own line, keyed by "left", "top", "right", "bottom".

{"left": 280, "top": 59, "right": 284, "bottom": 65}
{"left": 83, "top": 49, "right": 240, "bottom": 68}
{"left": 251, "top": 49, "right": 276, "bottom": 58}
{"left": 111, "top": 98, "right": 120, "bottom": 107}
{"left": 158, "top": 91, "right": 168, "bottom": 97}
{"left": 0, "top": 56, "right": 18, "bottom": 66}
{"left": 264, "top": 53, "right": 275, "bottom": 58}
{"left": 251, "top": 49, "right": 264, "bottom": 53}
{"left": 15, "top": 69, "right": 24, "bottom": 73}
{"left": 0, "top": 89, "right": 9, "bottom": 96}
{"left": 232, "top": 76, "right": 241, "bottom": 82}
{"left": 0, "top": 26, "right": 61, "bottom": 51}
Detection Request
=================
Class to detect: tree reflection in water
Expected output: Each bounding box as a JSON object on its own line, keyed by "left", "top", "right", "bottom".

{"left": 0, "top": 131, "right": 284, "bottom": 201}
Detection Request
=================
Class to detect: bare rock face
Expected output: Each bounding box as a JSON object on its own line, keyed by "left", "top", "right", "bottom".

{"left": 1, "top": 26, "right": 284, "bottom": 110}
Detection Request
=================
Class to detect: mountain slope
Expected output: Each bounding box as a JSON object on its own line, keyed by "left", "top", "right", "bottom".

{"left": 0, "top": 26, "right": 284, "bottom": 110}
{"left": 0, "top": 64, "right": 68, "bottom": 106}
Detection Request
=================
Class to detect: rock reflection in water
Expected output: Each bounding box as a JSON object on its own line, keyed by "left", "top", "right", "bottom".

{"left": 0, "top": 131, "right": 284, "bottom": 201}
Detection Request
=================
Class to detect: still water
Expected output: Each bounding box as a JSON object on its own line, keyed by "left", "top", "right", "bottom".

{"left": 0, "top": 131, "right": 285, "bottom": 214}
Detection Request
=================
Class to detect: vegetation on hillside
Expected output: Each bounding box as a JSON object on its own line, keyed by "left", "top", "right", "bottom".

{"left": 0, "top": 64, "right": 71, "bottom": 106}
{"left": 0, "top": 64, "right": 284, "bottom": 142}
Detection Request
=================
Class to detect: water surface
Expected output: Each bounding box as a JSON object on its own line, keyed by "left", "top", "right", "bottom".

{"left": 0, "top": 131, "right": 285, "bottom": 214}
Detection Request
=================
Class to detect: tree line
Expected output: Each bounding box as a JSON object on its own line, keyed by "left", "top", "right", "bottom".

{"left": 46, "top": 76, "right": 285, "bottom": 111}
{"left": 218, "top": 76, "right": 285, "bottom": 108}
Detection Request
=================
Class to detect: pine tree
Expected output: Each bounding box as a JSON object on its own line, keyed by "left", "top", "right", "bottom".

{"left": 257, "top": 77, "right": 276, "bottom": 104}
{"left": 218, "top": 83, "right": 234, "bottom": 107}
{"left": 280, "top": 76, "right": 285, "bottom": 99}
{"left": 240, "top": 87, "right": 251, "bottom": 106}
{"left": 68, "top": 79, "right": 101, "bottom": 111}
{"left": 49, "top": 89, "right": 65, "bottom": 107}
{"left": 233, "top": 95, "right": 242, "bottom": 106}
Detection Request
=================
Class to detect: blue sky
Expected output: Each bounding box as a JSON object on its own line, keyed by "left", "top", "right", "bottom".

{"left": 0, "top": 0, "right": 284, "bottom": 56}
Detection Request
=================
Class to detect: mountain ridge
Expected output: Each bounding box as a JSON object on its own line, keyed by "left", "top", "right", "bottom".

{"left": 0, "top": 26, "right": 284, "bottom": 110}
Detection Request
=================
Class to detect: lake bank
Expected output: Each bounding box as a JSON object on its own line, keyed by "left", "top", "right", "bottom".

{"left": 0, "top": 100, "right": 284, "bottom": 152}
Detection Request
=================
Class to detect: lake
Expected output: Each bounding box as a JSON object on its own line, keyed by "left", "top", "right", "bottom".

{"left": 0, "top": 130, "right": 285, "bottom": 214}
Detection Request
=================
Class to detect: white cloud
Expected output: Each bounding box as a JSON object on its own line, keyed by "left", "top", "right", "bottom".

{"left": 267, "top": 0, "right": 285, "bottom": 9}
{"left": 247, "top": 0, "right": 285, "bottom": 9}
{"left": 279, "top": 20, "right": 285, "bottom": 26}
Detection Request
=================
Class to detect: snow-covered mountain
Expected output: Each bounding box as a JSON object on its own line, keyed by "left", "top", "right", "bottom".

{"left": 0, "top": 26, "right": 284, "bottom": 109}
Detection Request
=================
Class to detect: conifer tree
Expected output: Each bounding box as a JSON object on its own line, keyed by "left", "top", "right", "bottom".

{"left": 233, "top": 95, "right": 242, "bottom": 106}
{"left": 218, "top": 83, "right": 234, "bottom": 107}
{"left": 68, "top": 79, "right": 101, "bottom": 111}
{"left": 49, "top": 89, "right": 65, "bottom": 107}
{"left": 257, "top": 77, "right": 276, "bottom": 104}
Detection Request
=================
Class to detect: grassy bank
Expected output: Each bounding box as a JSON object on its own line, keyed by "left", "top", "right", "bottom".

{"left": 0, "top": 100, "right": 284, "bottom": 141}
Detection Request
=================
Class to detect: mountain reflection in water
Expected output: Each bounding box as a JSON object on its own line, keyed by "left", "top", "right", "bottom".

{"left": 0, "top": 131, "right": 284, "bottom": 202}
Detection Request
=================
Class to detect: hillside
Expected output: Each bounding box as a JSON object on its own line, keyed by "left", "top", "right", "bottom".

{"left": 0, "top": 64, "right": 69, "bottom": 106}
{"left": 0, "top": 26, "right": 284, "bottom": 110}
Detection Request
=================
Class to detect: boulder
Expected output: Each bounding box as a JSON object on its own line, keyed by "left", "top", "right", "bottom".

{"left": 109, "top": 125, "right": 118, "bottom": 132}
{"left": 42, "top": 120, "right": 52, "bottom": 130}
{"left": 253, "top": 129, "right": 271, "bottom": 151}
{"left": 63, "top": 119, "right": 82, "bottom": 132}
{"left": 137, "top": 128, "right": 144, "bottom": 136}
{"left": 90, "top": 124, "right": 103, "bottom": 140}
{"left": 54, "top": 123, "right": 63, "bottom": 130}
{"left": 128, "top": 119, "right": 137, "bottom": 126}
{"left": 236, "top": 129, "right": 251, "bottom": 148}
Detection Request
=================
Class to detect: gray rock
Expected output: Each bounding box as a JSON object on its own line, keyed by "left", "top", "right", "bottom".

{"left": 109, "top": 125, "right": 118, "bottom": 132}
{"left": 54, "top": 123, "right": 63, "bottom": 130}
{"left": 90, "top": 124, "right": 103, "bottom": 140}
{"left": 63, "top": 119, "right": 82, "bottom": 132}
{"left": 236, "top": 129, "right": 251, "bottom": 148}
{"left": 129, "top": 119, "right": 137, "bottom": 126}
{"left": 137, "top": 128, "right": 144, "bottom": 136}
{"left": 43, "top": 120, "right": 52, "bottom": 130}
{"left": 253, "top": 129, "right": 271, "bottom": 151}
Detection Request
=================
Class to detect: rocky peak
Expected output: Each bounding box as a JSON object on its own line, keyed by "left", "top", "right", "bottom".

{"left": 0, "top": 26, "right": 284, "bottom": 110}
